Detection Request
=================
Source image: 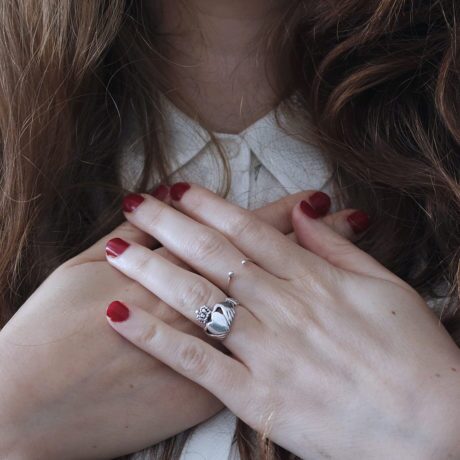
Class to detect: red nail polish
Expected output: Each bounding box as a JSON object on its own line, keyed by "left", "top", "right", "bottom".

{"left": 123, "top": 194, "right": 145, "bottom": 212}
{"left": 151, "top": 184, "right": 169, "bottom": 201}
{"left": 170, "top": 182, "right": 191, "bottom": 201}
{"left": 106, "top": 301, "right": 130, "bottom": 322}
{"left": 106, "top": 238, "right": 130, "bottom": 258}
{"left": 347, "top": 211, "right": 370, "bottom": 234}
{"left": 309, "top": 191, "right": 331, "bottom": 216}
{"left": 300, "top": 200, "right": 320, "bottom": 219}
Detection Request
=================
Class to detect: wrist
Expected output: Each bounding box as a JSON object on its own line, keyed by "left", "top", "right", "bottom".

{"left": 360, "top": 362, "right": 460, "bottom": 460}
{"left": 0, "top": 423, "right": 60, "bottom": 460}
{"left": 426, "top": 393, "right": 460, "bottom": 459}
{"left": 415, "top": 362, "right": 460, "bottom": 459}
{"left": 0, "top": 394, "right": 57, "bottom": 460}
{"left": 0, "top": 425, "right": 33, "bottom": 460}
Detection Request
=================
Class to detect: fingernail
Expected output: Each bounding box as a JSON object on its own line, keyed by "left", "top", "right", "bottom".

{"left": 106, "top": 238, "right": 130, "bottom": 258}
{"left": 151, "top": 184, "right": 169, "bottom": 201}
{"left": 300, "top": 200, "right": 321, "bottom": 219}
{"left": 123, "top": 194, "right": 145, "bottom": 212}
{"left": 106, "top": 301, "right": 130, "bottom": 322}
{"left": 347, "top": 211, "right": 370, "bottom": 234}
{"left": 170, "top": 182, "right": 191, "bottom": 201}
{"left": 309, "top": 191, "right": 331, "bottom": 216}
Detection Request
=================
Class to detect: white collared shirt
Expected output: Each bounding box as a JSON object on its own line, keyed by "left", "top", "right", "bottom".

{"left": 120, "top": 98, "right": 333, "bottom": 459}
{"left": 120, "top": 96, "right": 334, "bottom": 212}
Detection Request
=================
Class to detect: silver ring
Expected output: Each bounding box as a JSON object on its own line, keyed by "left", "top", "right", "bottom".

{"left": 226, "top": 271, "right": 235, "bottom": 291}
{"left": 226, "top": 259, "right": 253, "bottom": 291}
{"left": 195, "top": 298, "right": 238, "bottom": 340}
{"left": 241, "top": 258, "right": 253, "bottom": 266}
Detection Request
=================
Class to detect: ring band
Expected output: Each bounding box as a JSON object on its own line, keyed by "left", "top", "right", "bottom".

{"left": 195, "top": 298, "right": 238, "bottom": 340}
{"left": 226, "top": 259, "right": 253, "bottom": 291}
{"left": 226, "top": 271, "right": 235, "bottom": 291}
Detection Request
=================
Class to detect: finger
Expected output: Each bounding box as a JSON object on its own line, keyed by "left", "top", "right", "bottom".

{"left": 105, "top": 238, "right": 263, "bottom": 351}
{"left": 286, "top": 208, "right": 370, "bottom": 243}
{"left": 322, "top": 209, "right": 369, "bottom": 241}
{"left": 71, "top": 221, "right": 157, "bottom": 265}
{"left": 86, "top": 190, "right": 337, "bottom": 263}
{"left": 106, "top": 300, "right": 251, "bottom": 414}
{"left": 165, "top": 183, "right": 325, "bottom": 279}
{"left": 253, "top": 189, "right": 332, "bottom": 234}
{"left": 120, "top": 192, "right": 283, "bottom": 294}
{"left": 74, "top": 189, "right": 171, "bottom": 264}
{"left": 155, "top": 246, "right": 189, "bottom": 267}
{"left": 292, "top": 202, "right": 409, "bottom": 288}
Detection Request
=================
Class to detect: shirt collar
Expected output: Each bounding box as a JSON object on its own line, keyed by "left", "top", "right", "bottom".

{"left": 158, "top": 95, "right": 331, "bottom": 193}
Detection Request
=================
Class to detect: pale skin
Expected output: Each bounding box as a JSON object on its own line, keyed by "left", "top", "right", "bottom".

{"left": 0, "top": 191, "right": 359, "bottom": 459}
{"left": 106, "top": 184, "right": 460, "bottom": 459}
{"left": 160, "top": 0, "right": 285, "bottom": 133}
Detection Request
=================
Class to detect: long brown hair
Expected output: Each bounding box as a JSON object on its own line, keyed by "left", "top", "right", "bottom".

{"left": 1, "top": 0, "right": 459, "bottom": 458}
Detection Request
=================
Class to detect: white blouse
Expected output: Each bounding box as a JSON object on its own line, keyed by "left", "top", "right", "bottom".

{"left": 120, "top": 96, "right": 335, "bottom": 212}
{"left": 120, "top": 97, "right": 444, "bottom": 459}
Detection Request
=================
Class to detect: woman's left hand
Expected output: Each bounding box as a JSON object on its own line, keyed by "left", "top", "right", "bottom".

{"left": 104, "top": 184, "right": 460, "bottom": 460}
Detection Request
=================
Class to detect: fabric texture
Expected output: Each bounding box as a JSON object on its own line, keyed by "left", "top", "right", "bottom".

{"left": 119, "top": 96, "right": 335, "bottom": 212}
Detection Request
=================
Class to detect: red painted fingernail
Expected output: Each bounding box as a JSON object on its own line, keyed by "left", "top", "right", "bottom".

{"left": 151, "top": 184, "right": 169, "bottom": 201}
{"left": 347, "top": 211, "right": 370, "bottom": 234}
{"left": 170, "top": 182, "right": 191, "bottom": 201}
{"left": 106, "top": 301, "right": 130, "bottom": 322}
{"left": 123, "top": 194, "right": 145, "bottom": 212}
{"left": 106, "top": 238, "right": 130, "bottom": 258}
{"left": 300, "top": 200, "right": 320, "bottom": 219}
{"left": 309, "top": 191, "right": 331, "bottom": 216}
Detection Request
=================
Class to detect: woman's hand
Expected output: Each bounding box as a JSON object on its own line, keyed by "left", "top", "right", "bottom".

{"left": 0, "top": 221, "right": 220, "bottom": 460}
{"left": 0, "top": 187, "right": 359, "bottom": 460}
{"left": 105, "top": 184, "right": 460, "bottom": 460}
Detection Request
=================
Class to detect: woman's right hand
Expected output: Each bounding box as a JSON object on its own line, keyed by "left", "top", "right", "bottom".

{"left": 0, "top": 189, "right": 366, "bottom": 460}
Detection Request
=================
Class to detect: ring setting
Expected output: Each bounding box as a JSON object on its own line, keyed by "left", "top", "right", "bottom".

{"left": 196, "top": 298, "right": 238, "bottom": 340}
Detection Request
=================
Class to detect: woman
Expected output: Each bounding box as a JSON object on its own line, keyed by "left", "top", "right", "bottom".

{"left": 0, "top": 0, "right": 459, "bottom": 459}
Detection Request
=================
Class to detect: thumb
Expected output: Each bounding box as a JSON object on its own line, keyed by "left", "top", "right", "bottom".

{"left": 292, "top": 200, "right": 407, "bottom": 288}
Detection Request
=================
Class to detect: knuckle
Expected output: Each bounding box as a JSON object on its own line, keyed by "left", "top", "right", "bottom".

{"left": 138, "top": 323, "right": 158, "bottom": 347}
{"left": 143, "top": 204, "right": 167, "bottom": 229}
{"left": 177, "top": 280, "right": 213, "bottom": 311}
{"left": 225, "top": 210, "right": 259, "bottom": 240}
{"left": 157, "top": 247, "right": 184, "bottom": 266}
{"left": 323, "top": 213, "right": 340, "bottom": 228}
{"left": 324, "top": 214, "right": 351, "bottom": 239}
{"left": 186, "top": 230, "right": 225, "bottom": 260}
{"left": 324, "top": 241, "right": 355, "bottom": 266}
{"left": 130, "top": 250, "right": 151, "bottom": 275}
{"left": 295, "top": 267, "right": 331, "bottom": 300}
{"left": 178, "top": 342, "right": 209, "bottom": 374}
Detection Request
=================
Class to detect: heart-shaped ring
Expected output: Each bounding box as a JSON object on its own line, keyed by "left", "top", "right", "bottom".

{"left": 195, "top": 298, "right": 238, "bottom": 340}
